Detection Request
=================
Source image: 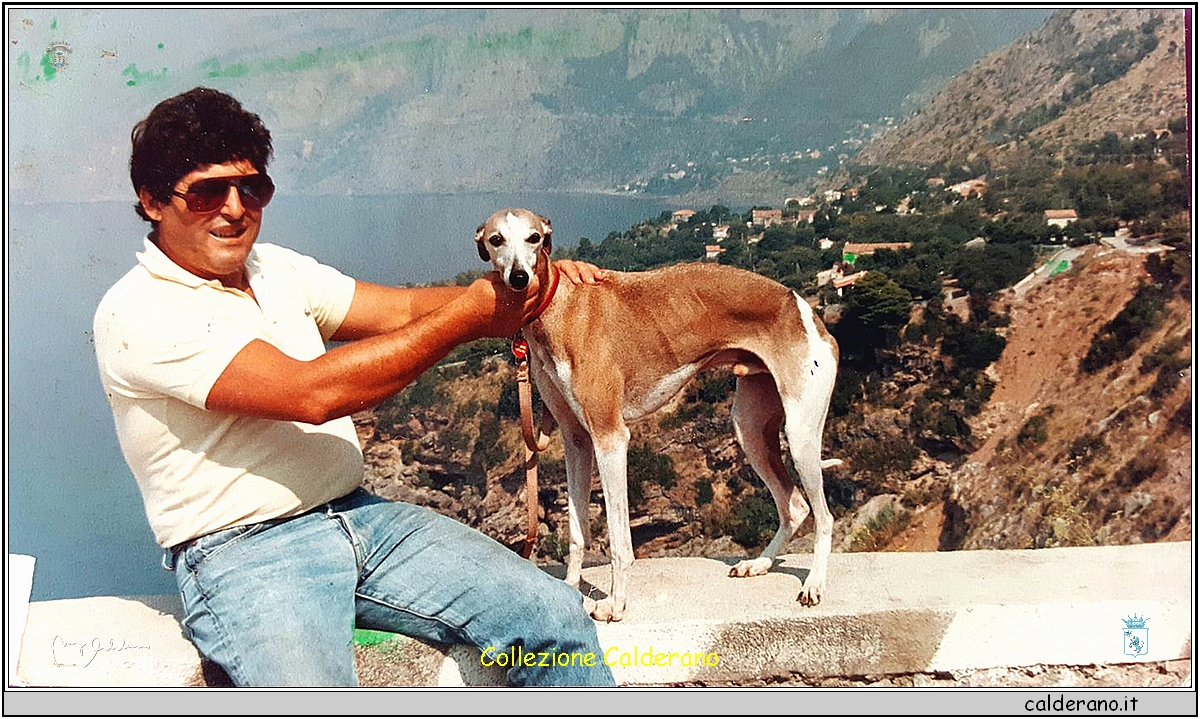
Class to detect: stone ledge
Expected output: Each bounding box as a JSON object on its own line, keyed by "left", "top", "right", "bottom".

{"left": 14, "top": 543, "right": 1191, "bottom": 687}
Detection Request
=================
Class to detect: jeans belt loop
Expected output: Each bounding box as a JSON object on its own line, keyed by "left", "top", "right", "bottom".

{"left": 162, "top": 543, "right": 182, "bottom": 572}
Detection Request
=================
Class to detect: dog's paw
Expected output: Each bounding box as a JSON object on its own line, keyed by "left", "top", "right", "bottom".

{"left": 727, "top": 557, "right": 772, "bottom": 578}
{"left": 797, "top": 583, "right": 824, "bottom": 607}
{"left": 589, "top": 598, "right": 626, "bottom": 623}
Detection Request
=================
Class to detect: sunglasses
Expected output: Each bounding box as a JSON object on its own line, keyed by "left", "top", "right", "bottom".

{"left": 170, "top": 174, "right": 275, "bottom": 213}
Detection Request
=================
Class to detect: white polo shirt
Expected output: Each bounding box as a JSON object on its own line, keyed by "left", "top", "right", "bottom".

{"left": 94, "top": 237, "right": 364, "bottom": 548}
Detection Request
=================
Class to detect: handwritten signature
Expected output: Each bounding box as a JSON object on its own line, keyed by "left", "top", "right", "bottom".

{"left": 51, "top": 636, "right": 150, "bottom": 668}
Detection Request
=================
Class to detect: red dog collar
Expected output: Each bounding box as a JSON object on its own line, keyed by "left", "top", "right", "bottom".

{"left": 525, "top": 261, "right": 560, "bottom": 326}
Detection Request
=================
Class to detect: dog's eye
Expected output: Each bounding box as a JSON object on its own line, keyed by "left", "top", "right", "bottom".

{"left": 526, "top": 233, "right": 541, "bottom": 244}
{"left": 488, "top": 234, "right": 503, "bottom": 247}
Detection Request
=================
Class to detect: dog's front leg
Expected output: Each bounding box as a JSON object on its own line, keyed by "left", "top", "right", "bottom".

{"left": 591, "top": 427, "right": 633, "bottom": 622}
{"left": 529, "top": 366, "right": 594, "bottom": 591}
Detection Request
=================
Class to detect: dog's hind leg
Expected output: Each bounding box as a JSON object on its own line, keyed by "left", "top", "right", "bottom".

{"left": 781, "top": 385, "right": 836, "bottom": 606}
{"left": 728, "top": 373, "right": 811, "bottom": 579}
{"left": 591, "top": 424, "right": 633, "bottom": 622}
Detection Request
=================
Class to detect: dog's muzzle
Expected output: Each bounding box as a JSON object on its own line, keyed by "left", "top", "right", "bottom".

{"left": 508, "top": 268, "right": 530, "bottom": 291}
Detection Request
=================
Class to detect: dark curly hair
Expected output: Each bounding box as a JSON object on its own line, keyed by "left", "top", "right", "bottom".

{"left": 130, "top": 87, "right": 273, "bottom": 223}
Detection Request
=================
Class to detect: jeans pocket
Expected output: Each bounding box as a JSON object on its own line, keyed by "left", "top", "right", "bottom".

{"left": 181, "top": 522, "right": 273, "bottom": 572}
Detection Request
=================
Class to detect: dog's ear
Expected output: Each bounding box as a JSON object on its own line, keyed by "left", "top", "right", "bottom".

{"left": 475, "top": 222, "right": 490, "bottom": 262}
{"left": 537, "top": 214, "right": 553, "bottom": 254}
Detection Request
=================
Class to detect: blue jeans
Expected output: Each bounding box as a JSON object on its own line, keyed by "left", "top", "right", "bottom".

{"left": 169, "top": 488, "right": 614, "bottom": 687}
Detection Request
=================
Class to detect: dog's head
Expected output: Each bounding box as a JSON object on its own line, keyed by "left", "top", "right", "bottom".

{"left": 475, "top": 208, "right": 553, "bottom": 291}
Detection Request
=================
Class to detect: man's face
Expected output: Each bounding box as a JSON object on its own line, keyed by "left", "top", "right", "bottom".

{"left": 139, "top": 159, "right": 265, "bottom": 287}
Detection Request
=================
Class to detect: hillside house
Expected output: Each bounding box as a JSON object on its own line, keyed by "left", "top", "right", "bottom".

{"left": 751, "top": 209, "right": 784, "bottom": 227}
{"left": 672, "top": 209, "right": 696, "bottom": 225}
{"left": 797, "top": 209, "right": 817, "bottom": 224}
{"left": 823, "top": 189, "right": 843, "bottom": 203}
{"left": 1044, "top": 209, "right": 1078, "bottom": 228}
{"left": 816, "top": 262, "right": 870, "bottom": 297}
{"left": 842, "top": 241, "right": 913, "bottom": 263}
{"left": 712, "top": 225, "right": 730, "bottom": 241}
{"left": 704, "top": 245, "right": 725, "bottom": 260}
{"left": 816, "top": 264, "right": 844, "bottom": 287}
{"left": 948, "top": 178, "right": 988, "bottom": 198}
{"left": 833, "top": 270, "right": 868, "bottom": 296}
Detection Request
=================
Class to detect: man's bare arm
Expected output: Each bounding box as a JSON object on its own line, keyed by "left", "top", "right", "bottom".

{"left": 331, "top": 259, "right": 608, "bottom": 341}
{"left": 329, "top": 282, "right": 465, "bottom": 341}
{"left": 206, "top": 273, "right": 529, "bottom": 424}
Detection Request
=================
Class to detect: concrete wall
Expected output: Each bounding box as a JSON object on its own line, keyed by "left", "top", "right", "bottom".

{"left": 12, "top": 543, "right": 1193, "bottom": 687}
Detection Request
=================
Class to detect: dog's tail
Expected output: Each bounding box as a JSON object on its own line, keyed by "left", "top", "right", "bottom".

{"left": 821, "top": 458, "right": 844, "bottom": 469}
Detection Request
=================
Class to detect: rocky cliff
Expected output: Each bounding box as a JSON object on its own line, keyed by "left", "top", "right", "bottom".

{"left": 854, "top": 8, "right": 1189, "bottom": 168}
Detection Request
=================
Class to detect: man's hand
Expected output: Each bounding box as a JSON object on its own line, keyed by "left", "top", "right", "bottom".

{"left": 464, "top": 271, "right": 544, "bottom": 339}
{"left": 470, "top": 260, "right": 607, "bottom": 338}
{"left": 554, "top": 259, "right": 608, "bottom": 285}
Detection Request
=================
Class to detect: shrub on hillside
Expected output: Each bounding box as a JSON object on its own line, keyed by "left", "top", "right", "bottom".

{"left": 1080, "top": 284, "right": 1169, "bottom": 374}
{"left": 1115, "top": 448, "right": 1164, "bottom": 489}
{"left": 941, "top": 318, "right": 1007, "bottom": 371}
{"left": 842, "top": 435, "right": 919, "bottom": 485}
{"left": 951, "top": 242, "right": 1036, "bottom": 297}
{"left": 540, "top": 532, "right": 570, "bottom": 563}
{"left": 1017, "top": 411, "right": 1051, "bottom": 449}
{"left": 628, "top": 443, "right": 676, "bottom": 490}
{"left": 726, "top": 487, "right": 777, "bottom": 549}
{"left": 1065, "top": 432, "right": 1106, "bottom": 470}
{"left": 848, "top": 503, "right": 910, "bottom": 552}
{"left": 834, "top": 272, "right": 913, "bottom": 359}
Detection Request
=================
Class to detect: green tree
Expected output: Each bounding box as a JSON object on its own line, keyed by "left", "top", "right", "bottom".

{"left": 835, "top": 272, "right": 913, "bottom": 358}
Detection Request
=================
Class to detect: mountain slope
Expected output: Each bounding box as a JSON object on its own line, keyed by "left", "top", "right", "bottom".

{"left": 951, "top": 246, "right": 1191, "bottom": 550}
{"left": 9, "top": 8, "right": 1051, "bottom": 202}
{"left": 855, "top": 8, "right": 1189, "bottom": 168}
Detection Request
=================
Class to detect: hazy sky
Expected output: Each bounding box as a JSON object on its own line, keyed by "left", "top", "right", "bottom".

{"left": 9, "top": 8, "right": 360, "bottom": 201}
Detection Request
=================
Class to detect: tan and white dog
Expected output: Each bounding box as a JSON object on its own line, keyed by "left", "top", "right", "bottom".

{"left": 476, "top": 208, "right": 841, "bottom": 622}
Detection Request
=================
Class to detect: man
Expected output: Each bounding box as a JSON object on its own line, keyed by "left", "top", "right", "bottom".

{"left": 94, "top": 87, "right": 614, "bottom": 687}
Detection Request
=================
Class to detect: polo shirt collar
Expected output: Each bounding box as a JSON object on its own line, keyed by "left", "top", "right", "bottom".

{"left": 136, "top": 235, "right": 262, "bottom": 291}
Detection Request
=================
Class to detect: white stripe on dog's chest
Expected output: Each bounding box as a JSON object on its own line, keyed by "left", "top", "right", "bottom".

{"left": 528, "top": 340, "right": 589, "bottom": 426}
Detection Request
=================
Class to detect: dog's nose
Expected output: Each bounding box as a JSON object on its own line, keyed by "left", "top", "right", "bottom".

{"left": 509, "top": 269, "right": 529, "bottom": 290}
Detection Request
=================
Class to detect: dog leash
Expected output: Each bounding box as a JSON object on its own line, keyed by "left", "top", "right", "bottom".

{"left": 511, "top": 261, "right": 560, "bottom": 559}
{"left": 512, "top": 335, "right": 552, "bottom": 559}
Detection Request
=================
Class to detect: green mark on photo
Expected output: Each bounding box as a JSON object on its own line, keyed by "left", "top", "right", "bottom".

{"left": 122, "top": 63, "right": 169, "bottom": 86}
{"left": 39, "top": 52, "right": 58, "bottom": 81}
{"left": 353, "top": 628, "right": 397, "bottom": 647}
